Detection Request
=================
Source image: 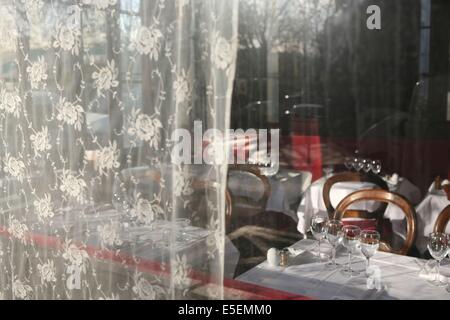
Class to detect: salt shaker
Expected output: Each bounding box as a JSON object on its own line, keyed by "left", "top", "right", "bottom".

{"left": 267, "top": 248, "right": 280, "bottom": 267}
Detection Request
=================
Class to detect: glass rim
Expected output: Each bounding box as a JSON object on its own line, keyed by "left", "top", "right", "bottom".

{"left": 428, "top": 232, "right": 449, "bottom": 239}
{"left": 360, "top": 230, "right": 380, "bottom": 236}
{"left": 327, "top": 219, "right": 343, "bottom": 226}
{"left": 342, "top": 224, "right": 361, "bottom": 231}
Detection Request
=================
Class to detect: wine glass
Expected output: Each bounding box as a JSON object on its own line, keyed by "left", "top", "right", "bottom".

{"left": 353, "top": 157, "right": 363, "bottom": 172}
{"left": 371, "top": 160, "right": 382, "bottom": 175}
{"left": 344, "top": 157, "right": 353, "bottom": 171}
{"left": 359, "top": 230, "right": 380, "bottom": 274}
{"left": 323, "top": 166, "right": 334, "bottom": 178}
{"left": 427, "top": 232, "right": 449, "bottom": 287}
{"left": 362, "top": 159, "right": 372, "bottom": 173}
{"left": 341, "top": 225, "right": 361, "bottom": 277}
{"left": 112, "top": 175, "right": 131, "bottom": 215}
{"left": 175, "top": 218, "right": 192, "bottom": 242}
{"left": 325, "top": 220, "right": 344, "bottom": 268}
{"left": 310, "top": 212, "right": 329, "bottom": 260}
{"left": 447, "top": 249, "right": 450, "bottom": 293}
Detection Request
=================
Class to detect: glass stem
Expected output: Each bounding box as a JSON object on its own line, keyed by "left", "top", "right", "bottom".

{"left": 348, "top": 250, "right": 352, "bottom": 271}
{"left": 436, "top": 260, "right": 441, "bottom": 282}
{"left": 318, "top": 239, "right": 321, "bottom": 259}
{"left": 367, "top": 257, "right": 370, "bottom": 269}
{"left": 332, "top": 246, "right": 336, "bottom": 265}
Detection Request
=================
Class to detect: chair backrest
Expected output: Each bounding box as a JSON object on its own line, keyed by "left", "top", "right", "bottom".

{"left": 227, "top": 165, "right": 271, "bottom": 218}
{"left": 323, "top": 171, "right": 388, "bottom": 216}
{"left": 443, "top": 185, "right": 450, "bottom": 201}
{"left": 121, "top": 168, "right": 233, "bottom": 231}
{"left": 334, "top": 189, "right": 417, "bottom": 255}
{"left": 434, "top": 205, "right": 450, "bottom": 233}
{"left": 188, "top": 179, "right": 233, "bottom": 233}
{"left": 120, "top": 166, "right": 162, "bottom": 202}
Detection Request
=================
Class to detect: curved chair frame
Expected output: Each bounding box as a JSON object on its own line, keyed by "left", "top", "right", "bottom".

{"left": 227, "top": 165, "right": 271, "bottom": 216}
{"left": 323, "top": 171, "right": 388, "bottom": 216}
{"left": 334, "top": 189, "right": 417, "bottom": 256}
{"left": 434, "top": 205, "right": 450, "bottom": 234}
{"left": 187, "top": 179, "right": 233, "bottom": 232}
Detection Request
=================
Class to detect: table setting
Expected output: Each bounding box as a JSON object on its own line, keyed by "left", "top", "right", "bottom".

{"left": 296, "top": 175, "right": 421, "bottom": 236}
{"left": 296, "top": 154, "right": 422, "bottom": 250}
{"left": 14, "top": 200, "right": 240, "bottom": 280}
{"left": 415, "top": 180, "right": 450, "bottom": 255}
{"left": 237, "top": 217, "right": 450, "bottom": 300}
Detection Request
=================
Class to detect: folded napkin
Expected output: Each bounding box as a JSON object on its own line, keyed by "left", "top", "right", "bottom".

{"left": 428, "top": 182, "right": 448, "bottom": 194}
{"left": 383, "top": 173, "right": 400, "bottom": 190}
{"left": 366, "top": 265, "right": 382, "bottom": 290}
{"left": 288, "top": 240, "right": 333, "bottom": 261}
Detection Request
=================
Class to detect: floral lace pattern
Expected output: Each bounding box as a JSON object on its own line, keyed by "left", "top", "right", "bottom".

{"left": 0, "top": 0, "right": 237, "bottom": 300}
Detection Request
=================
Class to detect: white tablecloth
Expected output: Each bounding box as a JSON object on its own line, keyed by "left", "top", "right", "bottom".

{"left": 296, "top": 176, "right": 422, "bottom": 237}
{"left": 31, "top": 208, "right": 240, "bottom": 279}
{"left": 266, "top": 169, "right": 312, "bottom": 220}
{"left": 237, "top": 239, "right": 450, "bottom": 300}
{"left": 415, "top": 190, "right": 450, "bottom": 254}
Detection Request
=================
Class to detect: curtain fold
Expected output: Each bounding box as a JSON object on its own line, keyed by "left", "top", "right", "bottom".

{"left": 0, "top": 0, "right": 238, "bottom": 300}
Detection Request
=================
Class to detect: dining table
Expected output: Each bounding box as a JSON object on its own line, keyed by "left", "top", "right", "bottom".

{"left": 227, "top": 167, "right": 311, "bottom": 221}
{"left": 296, "top": 175, "right": 422, "bottom": 244}
{"left": 415, "top": 187, "right": 450, "bottom": 255}
{"left": 31, "top": 206, "right": 241, "bottom": 279}
{"left": 0, "top": 203, "right": 242, "bottom": 300}
{"left": 237, "top": 239, "right": 450, "bottom": 300}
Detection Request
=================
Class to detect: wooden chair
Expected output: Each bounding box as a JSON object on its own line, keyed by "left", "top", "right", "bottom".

{"left": 433, "top": 205, "right": 450, "bottom": 233}
{"left": 227, "top": 165, "right": 271, "bottom": 223}
{"left": 120, "top": 166, "right": 163, "bottom": 201}
{"left": 323, "top": 171, "right": 389, "bottom": 217}
{"left": 227, "top": 165, "right": 302, "bottom": 276}
{"left": 121, "top": 167, "right": 233, "bottom": 232}
{"left": 443, "top": 185, "right": 450, "bottom": 201}
{"left": 188, "top": 179, "right": 233, "bottom": 233}
{"left": 334, "top": 189, "right": 417, "bottom": 256}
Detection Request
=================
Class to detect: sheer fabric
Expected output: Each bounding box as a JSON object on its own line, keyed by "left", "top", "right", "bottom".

{"left": 0, "top": 0, "right": 238, "bottom": 300}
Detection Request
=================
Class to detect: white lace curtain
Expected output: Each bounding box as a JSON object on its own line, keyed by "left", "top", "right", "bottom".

{"left": 0, "top": 0, "right": 238, "bottom": 300}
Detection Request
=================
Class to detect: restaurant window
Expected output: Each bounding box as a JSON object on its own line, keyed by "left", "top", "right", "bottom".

{"left": 232, "top": 0, "right": 450, "bottom": 192}
{"left": 0, "top": 0, "right": 449, "bottom": 301}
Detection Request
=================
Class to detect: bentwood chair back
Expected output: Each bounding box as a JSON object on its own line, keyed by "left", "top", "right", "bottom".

{"left": 187, "top": 179, "right": 233, "bottom": 233}
{"left": 433, "top": 205, "right": 450, "bottom": 234}
{"left": 334, "top": 189, "right": 417, "bottom": 255}
{"left": 227, "top": 165, "right": 271, "bottom": 221}
{"left": 323, "top": 171, "right": 389, "bottom": 217}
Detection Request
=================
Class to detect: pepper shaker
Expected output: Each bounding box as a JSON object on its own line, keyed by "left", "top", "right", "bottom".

{"left": 279, "top": 248, "right": 290, "bottom": 267}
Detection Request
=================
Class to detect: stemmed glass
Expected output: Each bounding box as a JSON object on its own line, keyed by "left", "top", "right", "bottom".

{"left": 345, "top": 157, "right": 353, "bottom": 171}
{"left": 325, "top": 220, "right": 344, "bottom": 269}
{"left": 323, "top": 166, "right": 334, "bottom": 178}
{"left": 175, "top": 218, "right": 192, "bottom": 242}
{"left": 359, "top": 230, "right": 380, "bottom": 274}
{"left": 310, "top": 212, "right": 329, "bottom": 260}
{"left": 112, "top": 175, "right": 131, "bottom": 215}
{"left": 362, "top": 159, "right": 372, "bottom": 173}
{"left": 427, "top": 232, "right": 449, "bottom": 287}
{"left": 353, "top": 157, "right": 363, "bottom": 172}
{"left": 341, "top": 225, "right": 361, "bottom": 277}
{"left": 447, "top": 249, "right": 450, "bottom": 293}
{"left": 371, "top": 160, "right": 382, "bottom": 174}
